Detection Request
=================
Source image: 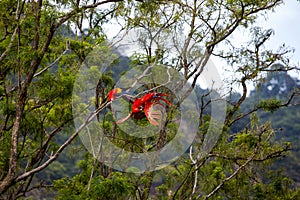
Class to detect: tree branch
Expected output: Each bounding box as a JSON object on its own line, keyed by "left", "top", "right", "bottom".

{"left": 16, "top": 101, "right": 111, "bottom": 182}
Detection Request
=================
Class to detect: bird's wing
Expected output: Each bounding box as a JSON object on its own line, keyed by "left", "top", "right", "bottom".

{"left": 144, "top": 102, "right": 164, "bottom": 126}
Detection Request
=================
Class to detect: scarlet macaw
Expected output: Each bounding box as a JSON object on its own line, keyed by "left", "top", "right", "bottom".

{"left": 116, "top": 92, "right": 173, "bottom": 126}
{"left": 107, "top": 88, "right": 124, "bottom": 101}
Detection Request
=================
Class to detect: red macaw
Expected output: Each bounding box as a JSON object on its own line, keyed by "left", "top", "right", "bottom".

{"left": 107, "top": 88, "right": 123, "bottom": 101}
{"left": 116, "top": 92, "right": 173, "bottom": 126}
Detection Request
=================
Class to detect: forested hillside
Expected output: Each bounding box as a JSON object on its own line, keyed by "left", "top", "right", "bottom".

{"left": 1, "top": 0, "right": 300, "bottom": 199}
{"left": 232, "top": 66, "right": 300, "bottom": 184}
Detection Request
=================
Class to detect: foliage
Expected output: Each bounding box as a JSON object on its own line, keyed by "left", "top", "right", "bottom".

{"left": 54, "top": 171, "right": 135, "bottom": 200}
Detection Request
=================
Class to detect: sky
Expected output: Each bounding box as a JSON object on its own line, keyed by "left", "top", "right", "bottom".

{"left": 106, "top": 1, "right": 300, "bottom": 64}
{"left": 207, "top": 0, "right": 300, "bottom": 92}
{"left": 104, "top": 1, "right": 300, "bottom": 90}
{"left": 227, "top": 0, "right": 300, "bottom": 76}
{"left": 257, "top": 0, "right": 300, "bottom": 67}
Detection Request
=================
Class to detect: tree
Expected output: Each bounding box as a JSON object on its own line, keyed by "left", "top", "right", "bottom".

{"left": 109, "top": 1, "right": 299, "bottom": 199}
{"left": 0, "top": 0, "right": 126, "bottom": 198}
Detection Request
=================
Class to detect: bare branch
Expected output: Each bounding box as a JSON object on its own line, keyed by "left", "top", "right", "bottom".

{"left": 201, "top": 152, "right": 256, "bottom": 200}
{"left": 229, "top": 90, "right": 299, "bottom": 127}
{"left": 189, "top": 146, "right": 198, "bottom": 200}
{"left": 0, "top": 27, "right": 18, "bottom": 65}
{"left": 16, "top": 101, "right": 111, "bottom": 182}
{"left": 33, "top": 42, "right": 70, "bottom": 78}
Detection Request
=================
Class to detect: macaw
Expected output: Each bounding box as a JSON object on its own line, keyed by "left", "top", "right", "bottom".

{"left": 107, "top": 88, "right": 124, "bottom": 101}
{"left": 116, "top": 92, "right": 173, "bottom": 126}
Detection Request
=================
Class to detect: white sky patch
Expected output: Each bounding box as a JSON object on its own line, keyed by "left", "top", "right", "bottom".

{"left": 211, "top": 1, "right": 300, "bottom": 95}
{"left": 256, "top": 1, "right": 300, "bottom": 78}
